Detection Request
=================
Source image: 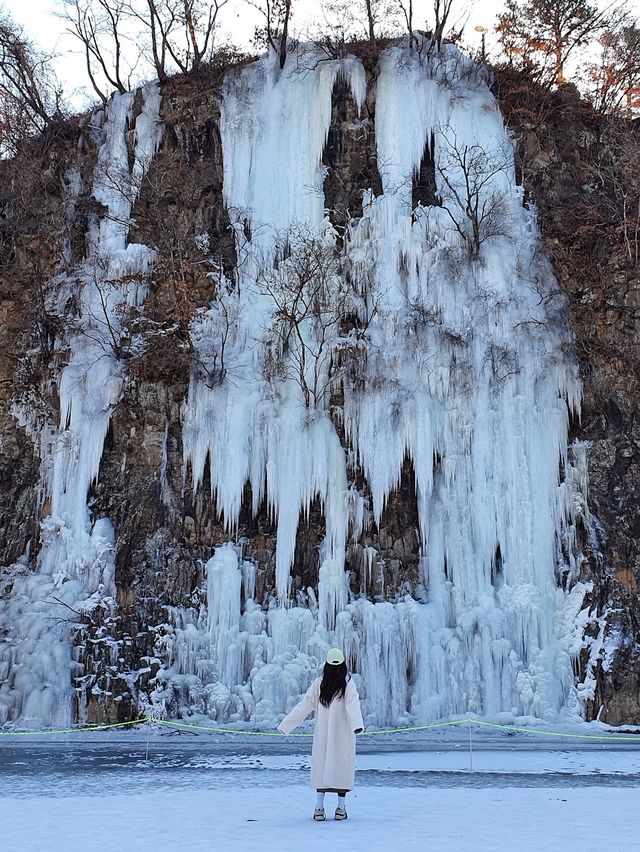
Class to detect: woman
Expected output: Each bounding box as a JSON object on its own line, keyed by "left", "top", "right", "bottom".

{"left": 278, "top": 648, "right": 364, "bottom": 822}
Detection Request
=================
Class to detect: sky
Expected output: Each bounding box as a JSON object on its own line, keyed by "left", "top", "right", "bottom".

{"left": 1, "top": 1, "right": 506, "bottom": 107}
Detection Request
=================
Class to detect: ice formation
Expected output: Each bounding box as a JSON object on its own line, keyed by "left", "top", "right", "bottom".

{"left": 0, "top": 85, "right": 163, "bottom": 727}
{"left": 1, "top": 41, "right": 595, "bottom": 729}
{"left": 168, "top": 43, "right": 591, "bottom": 726}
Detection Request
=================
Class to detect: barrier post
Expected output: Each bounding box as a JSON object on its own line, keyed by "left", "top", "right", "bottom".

{"left": 145, "top": 715, "right": 155, "bottom": 764}
{"left": 468, "top": 720, "right": 473, "bottom": 771}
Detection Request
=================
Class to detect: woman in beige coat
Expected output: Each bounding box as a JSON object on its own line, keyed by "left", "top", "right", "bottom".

{"left": 278, "top": 648, "right": 364, "bottom": 822}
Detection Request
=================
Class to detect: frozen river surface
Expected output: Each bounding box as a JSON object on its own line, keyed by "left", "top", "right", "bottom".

{"left": 1, "top": 730, "right": 638, "bottom": 851}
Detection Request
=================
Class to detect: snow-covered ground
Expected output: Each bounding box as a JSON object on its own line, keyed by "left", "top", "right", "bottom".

{"left": 3, "top": 786, "right": 637, "bottom": 852}
{"left": 1, "top": 733, "right": 638, "bottom": 851}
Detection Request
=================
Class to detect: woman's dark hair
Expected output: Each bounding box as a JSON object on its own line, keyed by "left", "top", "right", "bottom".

{"left": 319, "top": 661, "right": 348, "bottom": 707}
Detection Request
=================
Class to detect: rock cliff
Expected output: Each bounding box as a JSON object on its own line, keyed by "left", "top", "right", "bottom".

{"left": 0, "top": 43, "right": 638, "bottom": 727}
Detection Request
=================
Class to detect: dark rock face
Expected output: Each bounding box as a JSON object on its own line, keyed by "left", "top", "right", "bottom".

{"left": 323, "top": 70, "right": 383, "bottom": 244}
{"left": 1, "top": 57, "right": 638, "bottom": 724}
{"left": 0, "top": 136, "right": 70, "bottom": 567}
{"left": 0, "top": 404, "right": 40, "bottom": 568}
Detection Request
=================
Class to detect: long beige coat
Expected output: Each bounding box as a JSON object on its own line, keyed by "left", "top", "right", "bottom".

{"left": 278, "top": 676, "right": 364, "bottom": 791}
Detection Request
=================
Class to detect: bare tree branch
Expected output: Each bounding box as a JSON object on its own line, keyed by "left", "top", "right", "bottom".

{"left": 435, "top": 125, "right": 514, "bottom": 257}
{"left": 0, "top": 13, "right": 65, "bottom": 153}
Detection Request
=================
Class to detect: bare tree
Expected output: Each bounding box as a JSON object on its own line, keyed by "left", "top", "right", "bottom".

{"left": 0, "top": 14, "right": 64, "bottom": 154}
{"left": 59, "top": 0, "right": 132, "bottom": 102}
{"left": 255, "top": 227, "right": 379, "bottom": 410}
{"left": 364, "top": 0, "right": 376, "bottom": 46}
{"left": 318, "top": 0, "right": 401, "bottom": 50}
{"left": 128, "top": 0, "right": 230, "bottom": 78}
{"left": 586, "top": 20, "right": 640, "bottom": 113}
{"left": 257, "top": 229, "right": 339, "bottom": 408}
{"left": 436, "top": 126, "right": 513, "bottom": 257}
{"left": 181, "top": 0, "right": 229, "bottom": 70}
{"left": 191, "top": 284, "right": 239, "bottom": 386}
{"left": 395, "top": 1, "right": 416, "bottom": 49}
{"left": 362, "top": 0, "right": 404, "bottom": 46}
{"left": 496, "top": 0, "right": 624, "bottom": 87}
{"left": 246, "top": 0, "right": 293, "bottom": 69}
{"left": 59, "top": 1, "right": 232, "bottom": 98}
{"left": 486, "top": 342, "right": 521, "bottom": 386}
{"left": 53, "top": 263, "right": 151, "bottom": 367}
{"left": 430, "top": 0, "right": 456, "bottom": 53}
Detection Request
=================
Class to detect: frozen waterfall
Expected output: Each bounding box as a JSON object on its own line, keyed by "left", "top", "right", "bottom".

{"left": 171, "top": 43, "right": 590, "bottom": 726}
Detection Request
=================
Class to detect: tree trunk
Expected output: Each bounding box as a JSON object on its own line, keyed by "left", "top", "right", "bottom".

{"left": 555, "top": 46, "right": 565, "bottom": 85}
{"left": 365, "top": 0, "right": 376, "bottom": 48}
{"left": 147, "top": 1, "right": 169, "bottom": 83}
{"left": 279, "top": 0, "right": 291, "bottom": 69}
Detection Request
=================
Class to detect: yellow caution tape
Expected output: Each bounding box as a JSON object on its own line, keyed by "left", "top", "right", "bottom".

{"left": 2, "top": 715, "right": 640, "bottom": 742}
{"left": 155, "top": 717, "right": 640, "bottom": 742}
{"left": 0, "top": 718, "right": 150, "bottom": 736}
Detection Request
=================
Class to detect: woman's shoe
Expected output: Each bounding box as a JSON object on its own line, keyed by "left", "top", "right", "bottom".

{"left": 334, "top": 808, "right": 348, "bottom": 821}
{"left": 313, "top": 809, "right": 326, "bottom": 821}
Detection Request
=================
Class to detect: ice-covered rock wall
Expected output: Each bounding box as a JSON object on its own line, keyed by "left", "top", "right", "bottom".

{"left": 0, "top": 85, "right": 163, "bottom": 727}
{"left": 158, "top": 43, "right": 591, "bottom": 726}
{"left": 0, "top": 40, "right": 594, "bottom": 730}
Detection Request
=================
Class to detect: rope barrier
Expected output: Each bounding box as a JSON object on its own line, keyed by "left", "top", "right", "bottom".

{"left": 2, "top": 715, "right": 640, "bottom": 742}
{"left": 154, "top": 717, "right": 640, "bottom": 742}
{"left": 155, "top": 719, "right": 311, "bottom": 737}
{"left": 0, "top": 718, "right": 150, "bottom": 737}
{"left": 463, "top": 719, "right": 640, "bottom": 742}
